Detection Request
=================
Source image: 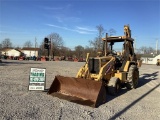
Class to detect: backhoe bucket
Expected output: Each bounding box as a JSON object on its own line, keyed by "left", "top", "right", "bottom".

{"left": 48, "top": 76, "right": 107, "bottom": 107}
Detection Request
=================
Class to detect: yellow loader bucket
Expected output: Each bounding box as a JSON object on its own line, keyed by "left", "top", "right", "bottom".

{"left": 48, "top": 76, "right": 107, "bottom": 107}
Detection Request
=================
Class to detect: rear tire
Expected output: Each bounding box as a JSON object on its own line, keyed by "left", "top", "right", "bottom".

{"left": 126, "top": 65, "right": 139, "bottom": 89}
{"left": 107, "top": 77, "right": 121, "bottom": 95}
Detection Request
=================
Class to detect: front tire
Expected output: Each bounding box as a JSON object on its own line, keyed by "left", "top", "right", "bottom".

{"left": 107, "top": 77, "right": 121, "bottom": 95}
{"left": 126, "top": 65, "right": 139, "bottom": 89}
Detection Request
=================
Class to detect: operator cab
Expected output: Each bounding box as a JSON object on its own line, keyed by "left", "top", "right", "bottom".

{"left": 102, "top": 35, "right": 135, "bottom": 71}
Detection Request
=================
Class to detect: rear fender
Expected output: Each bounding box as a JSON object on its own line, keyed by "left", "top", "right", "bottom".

{"left": 123, "top": 61, "right": 137, "bottom": 72}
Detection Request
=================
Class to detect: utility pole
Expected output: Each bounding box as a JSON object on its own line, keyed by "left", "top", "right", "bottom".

{"left": 35, "top": 37, "right": 37, "bottom": 57}
{"left": 156, "top": 39, "right": 158, "bottom": 54}
{"left": 35, "top": 37, "right": 36, "bottom": 48}
{"left": 50, "top": 38, "right": 52, "bottom": 60}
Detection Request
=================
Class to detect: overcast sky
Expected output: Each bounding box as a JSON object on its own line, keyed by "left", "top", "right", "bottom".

{"left": 0, "top": 0, "right": 160, "bottom": 50}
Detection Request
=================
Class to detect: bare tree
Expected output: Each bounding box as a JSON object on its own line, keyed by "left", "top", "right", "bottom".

{"left": 23, "top": 41, "right": 33, "bottom": 48}
{"left": 1, "top": 38, "right": 12, "bottom": 48}
{"left": 39, "top": 41, "right": 46, "bottom": 56}
{"left": 89, "top": 24, "right": 105, "bottom": 52}
{"left": 48, "top": 33, "right": 63, "bottom": 47}
{"left": 47, "top": 33, "right": 64, "bottom": 57}
{"left": 74, "top": 45, "right": 84, "bottom": 58}
{"left": 59, "top": 46, "right": 72, "bottom": 57}
{"left": 108, "top": 28, "right": 116, "bottom": 36}
{"left": 139, "top": 46, "right": 155, "bottom": 54}
{"left": 14, "top": 45, "right": 21, "bottom": 49}
{"left": 148, "top": 47, "right": 155, "bottom": 54}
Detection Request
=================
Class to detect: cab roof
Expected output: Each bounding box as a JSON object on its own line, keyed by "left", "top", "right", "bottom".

{"left": 102, "top": 36, "right": 134, "bottom": 42}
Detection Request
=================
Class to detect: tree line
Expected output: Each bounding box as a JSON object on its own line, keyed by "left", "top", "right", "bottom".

{"left": 0, "top": 25, "right": 159, "bottom": 59}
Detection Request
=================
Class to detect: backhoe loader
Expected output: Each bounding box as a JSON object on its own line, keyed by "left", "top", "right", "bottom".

{"left": 48, "top": 25, "right": 141, "bottom": 107}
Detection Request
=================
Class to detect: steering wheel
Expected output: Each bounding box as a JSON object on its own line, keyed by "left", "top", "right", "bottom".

{"left": 108, "top": 50, "right": 117, "bottom": 56}
{"left": 111, "top": 50, "right": 117, "bottom": 55}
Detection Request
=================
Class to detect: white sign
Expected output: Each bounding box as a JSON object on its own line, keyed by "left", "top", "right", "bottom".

{"left": 29, "top": 68, "right": 46, "bottom": 90}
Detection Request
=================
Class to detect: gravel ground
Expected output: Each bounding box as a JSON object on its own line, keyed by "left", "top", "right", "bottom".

{"left": 0, "top": 60, "right": 160, "bottom": 120}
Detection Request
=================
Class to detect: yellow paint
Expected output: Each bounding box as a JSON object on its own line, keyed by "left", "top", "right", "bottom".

{"left": 115, "top": 72, "right": 127, "bottom": 81}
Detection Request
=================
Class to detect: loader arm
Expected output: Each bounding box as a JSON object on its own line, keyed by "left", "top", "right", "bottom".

{"left": 96, "top": 57, "right": 115, "bottom": 81}
{"left": 76, "top": 53, "right": 90, "bottom": 79}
